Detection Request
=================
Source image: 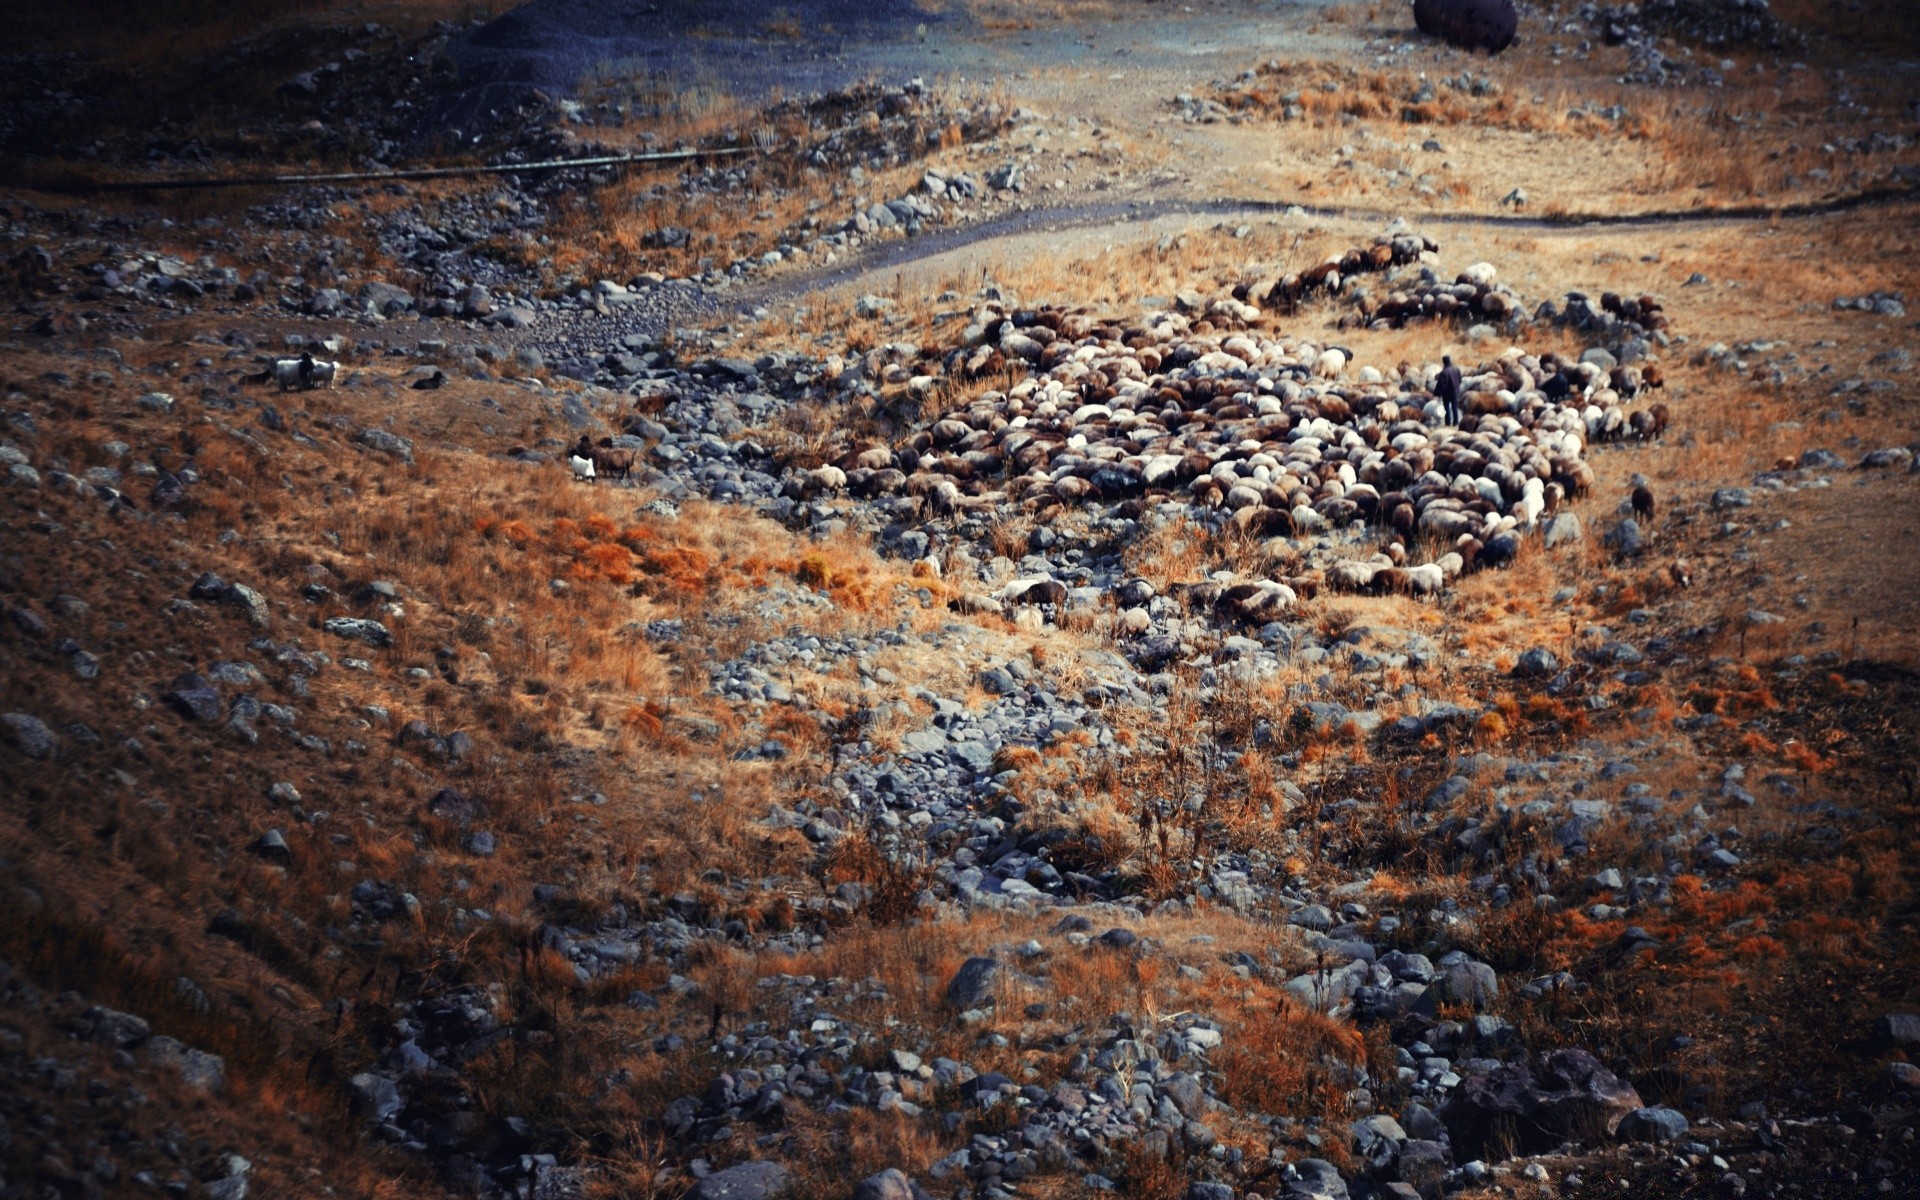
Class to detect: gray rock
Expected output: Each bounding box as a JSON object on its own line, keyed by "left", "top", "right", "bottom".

{"left": 250, "top": 828, "right": 292, "bottom": 863}
{"left": 1352, "top": 1113, "right": 1407, "bottom": 1171}
{"left": 360, "top": 281, "right": 415, "bottom": 315}
{"left": 163, "top": 673, "right": 223, "bottom": 723}
{"left": 1617, "top": 1106, "right": 1688, "bottom": 1143}
{"left": 222, "top": 582, "right": 271, "bottom": 628}
{"left": 355, "top": 428, "right": 415, "bottom": 463}
{"left": 689, "top": 1161, "right": 790, "bottom": 1200}
{"left": 145, "top": 1035, "right": 226, "bottom": 1091}
{"left": 1710, "top": 487, "right": 1753, "bottom": 510}
{"left": 1417, "top": 960, "right": 1498, "bottom": 1013}
{"left": 1288, "top": 904, "right": 1335, "bottom": 931}
{"left": 427, "top": 787, "right": 481, "bottom": 825}
{"left": 1513, "top": 648, "right": 1559, "bottom": 678}
{"left": 1284, "top": 1158, "right": 1350, "bottom": 1200}
{"left": 1606, "top": 518, "right": 1646, "bottom": 558}
{"left": 348, "top": 1072, "right": 404, "bottom": 1122}
{"left": 459, "top": 284, "right": 494, "bottom": 319}
{"left": 206, "top": 661, "right": 264, "bottom": 687}
{"left": 1439, "top": 1048, "right": 1642, "bottom": 1159}
{"left": 2, "top": 712, "right": 55, "bottom": 758}
{"left": 205, "top": 1178, "right": 247, "bottom": 1200}
{"left": 1379, "top": 951, "right": 1435, "bottom": 983}
{"left": 1187, "top": 1184, "right": 1233, "bottom": 1200}
{"left": 854, "top": 1169, "right": 917, "bottom": 1200}
{"left": 946, "top": 956, "right": 1003, "bottom": 1008}
{"left": 1395, "top": 1140, "right": 1449, "bottom": 1193}
{"left": 323, "top": 616, "right": 393, "bottom": 648}
{"left": 1542, "top": 512, "right": 1582, "bottom": 548}
{"left": 83, "top": 1006, "right": 151, "bottom": 1047}
{"left": 1877, "top": 1012, "right": 1920, "bottom": 1047}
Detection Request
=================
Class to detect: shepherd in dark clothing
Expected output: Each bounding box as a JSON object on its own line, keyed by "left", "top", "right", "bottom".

{"left": 298, "top": 351, "right": 315, "bottom": 389}
{"left": 1435, "top": 355, "right": 1464, "bottom": 426}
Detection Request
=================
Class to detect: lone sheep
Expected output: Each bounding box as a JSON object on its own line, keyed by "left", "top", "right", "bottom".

{"left": 1631, "top": 486, "right": 1655, "bottom": 523}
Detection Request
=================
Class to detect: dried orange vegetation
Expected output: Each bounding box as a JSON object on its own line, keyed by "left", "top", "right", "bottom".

{"left": 467, "top": 511, "right": 908, "bottom": 613}
{"left": 1669, "top": 876, "right": 1775, "bottom": 927}
{"left": 1216, "top": 61, "right": 1605, "bottom": 139}
{"left": 0, "top": 332, "right": 979, "bottom": 1199}
{"left": 1209, "top": 987, "right": 1368, "bottom": 1130}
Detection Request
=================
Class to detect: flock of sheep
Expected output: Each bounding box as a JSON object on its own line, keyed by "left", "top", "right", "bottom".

{"left": 785, "top": 244, "right": 1672, "bottom": 605}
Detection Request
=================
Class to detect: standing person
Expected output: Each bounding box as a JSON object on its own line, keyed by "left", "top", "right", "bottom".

{"left": 1435, "top": 355, "right": 1463, "bottom": 427}
{"left": 298, "top": 350, "right": 315, "bottom": 390}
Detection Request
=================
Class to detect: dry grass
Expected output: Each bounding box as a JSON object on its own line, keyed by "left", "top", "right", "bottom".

{"left": 1204, "top": 37, "right": 1920, "bottom": 215}
{"left": 0, "top": 335, "right": 998, "bottom": 1198}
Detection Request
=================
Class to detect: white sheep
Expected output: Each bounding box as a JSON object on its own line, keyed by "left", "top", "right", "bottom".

{"left": 569, "top": 454, "right": 596, "bottom": 482}
{"left": 268, "top": 356, "right": 337, "bottom": 390}
{"left": 1406, "top": 563, "right": 1447, "bottom": 594}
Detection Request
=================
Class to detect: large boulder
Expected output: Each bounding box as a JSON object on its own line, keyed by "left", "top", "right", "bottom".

{"left": 1284, "top": 1159, "right": 1349, "bottom": 1200}
{"left": 1414, "top": 0, "right": 1518, "bottom": 53}
{"left": 1414, "top": 958, "right": 1499, "bottom": 1014}
{"left": 1439, "top": 1048, "right": 1642, "bottom": 1159}
{"left": 854, "top": 1169, "right": 924, "bottom": 1200}
{"left": 945, "top": 956, "right": 1004, "bottom": 1009}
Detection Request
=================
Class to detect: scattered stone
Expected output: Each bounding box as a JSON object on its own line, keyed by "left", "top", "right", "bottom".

{"left": 689, "top": 1161, "right": 791, "bottom": 1200}
{"left": 1617, "top": 1106, "right": 1689, "bottom": 1143}
{"left": 2, "top": 712, "right": 56, "bottom": 758}
{"left": 323, "top": 616, "right": 394, "bottom": 648}
{"left": 163, "top": 673, "right": 224, "bottom": 723}
{"left": 1514, "top": 648, "right": 1560, "bottom": 678}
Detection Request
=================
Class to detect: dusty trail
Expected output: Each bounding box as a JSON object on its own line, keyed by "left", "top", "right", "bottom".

{"left": 733, "top": 184, "right": 1920, "bottom": 308}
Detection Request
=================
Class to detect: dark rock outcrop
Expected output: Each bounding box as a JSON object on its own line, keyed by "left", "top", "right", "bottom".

{"left": 1414, "top": 0, "right": 1519, "bottom": 53}
{"left": 1439, "top": 1048, "right": 1643, "bottom": 1159}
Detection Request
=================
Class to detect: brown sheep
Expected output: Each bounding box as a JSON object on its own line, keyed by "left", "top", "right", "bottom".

{"left": 1631, "top": 486, "right": 1655, "bottom": 523}
{"left": 1628, "top": 402, "right": 1671, "bottom": 441}
{"left": 574, "top": 436, "right": 635, "bottom": 483}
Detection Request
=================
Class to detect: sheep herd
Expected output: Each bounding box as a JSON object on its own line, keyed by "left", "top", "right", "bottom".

{"left": 788, "top": 239, "right": 1673, "bottom": 608}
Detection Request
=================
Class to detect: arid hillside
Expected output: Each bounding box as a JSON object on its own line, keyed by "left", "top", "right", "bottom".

{"left": 1, "top": 4, "right": 1918, "bottom": 1200}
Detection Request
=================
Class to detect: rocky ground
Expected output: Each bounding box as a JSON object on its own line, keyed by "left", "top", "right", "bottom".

{"left": 1, "top": 3, "right": 1919, "bottom": 1200}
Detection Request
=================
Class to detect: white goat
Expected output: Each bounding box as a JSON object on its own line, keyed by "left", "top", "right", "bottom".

{"left": 569, "top": 454, "right": 596, "bottom": 482}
